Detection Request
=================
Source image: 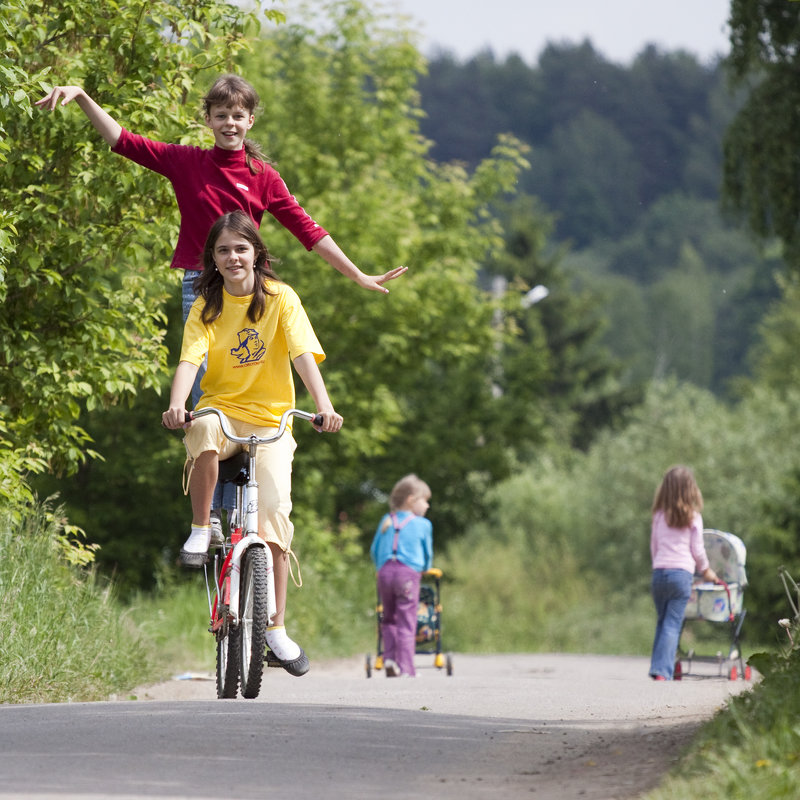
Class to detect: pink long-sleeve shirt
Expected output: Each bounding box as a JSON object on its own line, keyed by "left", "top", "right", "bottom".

{"left": 112, "top": 128, "right": 329, "bottom": 270}
{"left": 650, "top": 510, "right": 709, "bottom": 575}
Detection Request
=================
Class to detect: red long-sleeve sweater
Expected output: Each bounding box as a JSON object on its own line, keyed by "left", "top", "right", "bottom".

{"left": 112, "top": 128, "right": 329, "bottom": 270}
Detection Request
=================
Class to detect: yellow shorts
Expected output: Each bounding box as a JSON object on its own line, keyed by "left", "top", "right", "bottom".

{"left": 183, "top": 413, "right": 297, "bottom": 552}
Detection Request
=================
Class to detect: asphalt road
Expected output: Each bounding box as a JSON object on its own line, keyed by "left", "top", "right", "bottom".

{"left": 0, "top": 653, "right": 754, "bottom": 799}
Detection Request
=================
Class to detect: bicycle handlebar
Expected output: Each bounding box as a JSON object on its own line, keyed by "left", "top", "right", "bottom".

{"left": 186, "top": 407, "right": 323, "bottom": 444}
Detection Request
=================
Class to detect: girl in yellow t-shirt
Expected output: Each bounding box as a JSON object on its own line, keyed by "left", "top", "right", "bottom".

{"left": 162, "top": 210, "right": 342, "bottom": 676}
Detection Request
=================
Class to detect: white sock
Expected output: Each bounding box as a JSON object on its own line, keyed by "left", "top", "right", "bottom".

{"left": 183, "top": 525, "right": 211, "bottom": 554}
{"left": 266, "top": 625, "right": 301, "bottom": 661}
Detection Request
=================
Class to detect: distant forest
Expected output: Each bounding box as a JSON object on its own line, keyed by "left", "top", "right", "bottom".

{"left": 415, "top": 43, "right": 780, "bottom": 396}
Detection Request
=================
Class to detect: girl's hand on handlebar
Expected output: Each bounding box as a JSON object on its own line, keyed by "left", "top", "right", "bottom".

{"left": 313, "top": 409, "right": 343, "bottom": 433}
{"left": 162, "top": 407, "right": 191, "bottom": 430}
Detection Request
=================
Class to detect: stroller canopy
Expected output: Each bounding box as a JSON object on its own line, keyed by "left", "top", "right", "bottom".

{"left": 703, "top": 529, "right": 747, "bottom": 587}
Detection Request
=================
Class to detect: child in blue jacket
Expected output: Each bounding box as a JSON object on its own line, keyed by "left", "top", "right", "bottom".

{"left": 370, "top": 474, "right": 433, "bottom": 677}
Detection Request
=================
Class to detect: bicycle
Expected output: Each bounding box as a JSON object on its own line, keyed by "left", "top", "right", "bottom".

{"left": 186, "top": 406, "right": 322, "bottom": 700}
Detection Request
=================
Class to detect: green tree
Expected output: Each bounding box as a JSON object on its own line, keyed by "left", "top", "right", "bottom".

{"left": 417, "top": 42, "right": 737, "bottom": 248}
{"left": 724, "top": 0, "right": 800, "bottom": 268}
{"left": 32, "top": 0, "right": 532, "bottom": 587}
{"left": 540, "top": 110, "right": 640, "bottom": 246}
{"left": 573, "top": 192, "right": 780, "bottom": 393}
{"left": 1, "top": 0, "right": 273, "bottom": 505}
{"left": 0, "top": 36, "right": 51, "bottom": 501}
{"left": 748, "top": 271, "right": 800, "bottom": 392}
{"left": 240, "top": 1, "right": 536, "bottom": 546}
{"left": 489, "top": 195, "right": 640, "bottom": 451}
{"left": 648, "top": 246, "right": 715, "bottom": 386}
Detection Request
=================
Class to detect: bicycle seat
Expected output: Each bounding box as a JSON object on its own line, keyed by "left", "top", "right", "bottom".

{"left": 218, "top": 451, "right": 249, "bottom": 486}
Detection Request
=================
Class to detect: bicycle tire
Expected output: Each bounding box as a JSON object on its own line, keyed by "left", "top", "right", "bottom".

{"left": 239, "top": 546, "right": 270, "bottom": 699}
{"left": 215, "top": 566, "right": 240, "bottom": 698}
{"left": 216, "top": 622, "right": 240, "bottom": 698}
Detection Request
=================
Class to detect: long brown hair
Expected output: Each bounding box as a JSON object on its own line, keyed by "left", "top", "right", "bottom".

{"left": 652, "top": 465, "right": 703, "bottom": 529}
{"left": 203, "top": 74, "right": 271, "bottom": 174}
{"left": 193, "top": 211, "right": 280, "bottom": 325}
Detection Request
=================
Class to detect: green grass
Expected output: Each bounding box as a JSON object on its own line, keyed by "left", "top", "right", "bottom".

{"left": 131, "top": 550, "right": 378, "bottom": 673}
{"left": 642, "top": 646, "right": 800, "bottom": 799}
{"left": 131, "top": 576, "right": 216, "bottom": 674}
{"left": 0, "top": 503, "right": 162, "bottom": 703}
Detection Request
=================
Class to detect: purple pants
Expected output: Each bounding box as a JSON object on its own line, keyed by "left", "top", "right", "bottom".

{"left": 377, "top": 560, "right": 421, "bottom": 676}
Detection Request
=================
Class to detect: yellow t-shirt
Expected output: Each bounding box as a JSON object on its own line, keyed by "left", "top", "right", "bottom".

{"left": 180, "top": 280, "right": 324, "bottom": 428}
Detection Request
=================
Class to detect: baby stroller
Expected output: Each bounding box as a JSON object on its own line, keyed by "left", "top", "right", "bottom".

{"left": 365, "top": 568, "right": 453, "bottom": 677}
{"left": 676, "top": 529, "right": 751, "bottom": 681}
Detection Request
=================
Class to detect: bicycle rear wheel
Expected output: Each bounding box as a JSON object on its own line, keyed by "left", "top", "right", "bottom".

{"left": 239, "top": 546, "right": 270, "bottom": 698}
{"left": 215, "top": 564, "right": 240, "bottom": 698}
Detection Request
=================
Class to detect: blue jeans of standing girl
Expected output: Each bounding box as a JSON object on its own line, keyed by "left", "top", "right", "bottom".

{"left": 377, "top": 560, "right": 421, "bottom": 677}
{"left": 182, "top": 270, "right": 235, "bottom": 513}
{"left": 649, "top": 568, "right": 692, "bottom": 679}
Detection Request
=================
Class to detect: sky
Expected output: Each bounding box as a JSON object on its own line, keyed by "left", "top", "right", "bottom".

{"left": 389, "top": 0, "right": 732, "bottom": 65}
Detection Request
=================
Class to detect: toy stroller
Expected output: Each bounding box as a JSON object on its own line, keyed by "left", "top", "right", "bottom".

{"left": 676, "top": 529, "right": 751, "bottom": 681}
{"left": 365, "top": 568, "right": 453, "bottom": 677}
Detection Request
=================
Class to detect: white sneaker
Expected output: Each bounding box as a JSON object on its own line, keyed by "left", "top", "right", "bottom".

{"left": 384, "top": 658, "right": 400, "bottom": 677}
{"left": 179, "top": 525, "right": 211, "bottom": 568}
{"left": 209, "top": 512, "right": 224, "bottom": 547}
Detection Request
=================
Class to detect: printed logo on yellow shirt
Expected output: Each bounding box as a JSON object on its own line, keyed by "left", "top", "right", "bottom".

{"left": 230, "top": 328, "right": 265, "bottom": 364}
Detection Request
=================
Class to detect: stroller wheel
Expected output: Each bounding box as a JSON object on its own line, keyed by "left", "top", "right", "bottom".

{"left": 446, "top": 653, "right": 453, "bottom": 676}
{"left": 673, "top": 659, "right": 682, "bottom": 681}
{"left": 728, "top": 665, "right": 738, "bottom": 681}
{"left": 744, "top": 665, "right": 752, "bottom": 681}
{"left": 365, "top": 654, "right": 372, "bottom": 679}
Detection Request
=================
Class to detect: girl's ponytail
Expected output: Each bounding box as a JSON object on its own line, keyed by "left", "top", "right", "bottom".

{"left": 243, "top": 138, "right": 270, "bottom": 175}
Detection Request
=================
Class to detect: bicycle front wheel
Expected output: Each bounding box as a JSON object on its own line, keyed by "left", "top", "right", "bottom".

{"left": 239, "top": 546, "right": 270, "bottom": 699}
{"left": 215, "top": 568, "right": 240, "bottom": 699}
{"left": 216, "top": 624, "right": 240, "bottom": 699}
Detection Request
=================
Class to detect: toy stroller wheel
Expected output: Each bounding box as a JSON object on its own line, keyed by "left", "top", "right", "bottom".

{"left": 446, "top": 653, "right": 453, "bottom": 676}
{"left": 744, "top": 665, "right": 752, "bottom": 681}
{"left": 365, "top": 654, "right": 372, "bottom": 679}
{"left": 728, "top": 665, "right": 738, "bottom": 681}
{"left": 434, "top": 653, "right": 445, "bottom": 669}
{"left": 673, "top": 659, "right": 682, "bottom": 681}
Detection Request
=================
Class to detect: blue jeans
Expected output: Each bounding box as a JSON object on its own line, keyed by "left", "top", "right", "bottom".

{"left": 181, "top": 271, "right": 235, "bottom": 514}
{"left": 650, "top": 568, "right": 692, "bottom": 679}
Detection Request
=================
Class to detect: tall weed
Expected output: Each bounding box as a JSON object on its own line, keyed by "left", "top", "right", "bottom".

{"left": 0, "top": 503, "right": 159, "bottom": 703}
{"left": 644, "top": 641, "right": 800, "bottom": 799}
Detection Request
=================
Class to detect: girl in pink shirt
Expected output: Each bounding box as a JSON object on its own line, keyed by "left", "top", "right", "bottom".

{"left": 649, "top": 466, "right": 719, "bottom": 680}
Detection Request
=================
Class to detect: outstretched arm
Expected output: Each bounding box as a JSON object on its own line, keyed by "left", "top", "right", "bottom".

{"left": 312, "top": 235, "right": 407, "bottom": 294}
{"left": 35, "top": 85, "right": 122, "bottom": 148}
{"left": 292, "top": 352, "right": 343, "bottom": 433}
